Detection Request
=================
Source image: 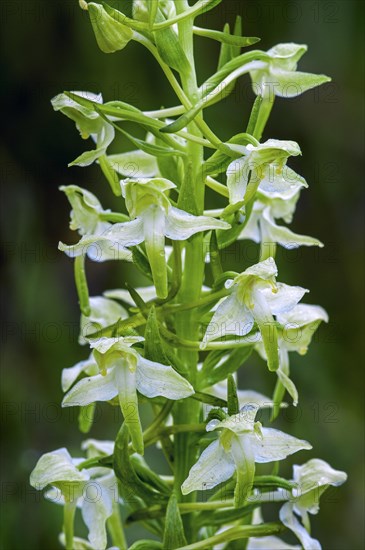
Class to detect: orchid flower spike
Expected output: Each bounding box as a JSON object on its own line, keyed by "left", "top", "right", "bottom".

{"left": 181, "top": 403, "right": 311, "bottom": 507}
{"left": 279, "top": 459, "right": 347, "bottom": 550}
{"left": 62, "top": 336, "right": 194, "bottom": 454}
{"left": 203, "top": 258, "right": 308, "bottom": 371}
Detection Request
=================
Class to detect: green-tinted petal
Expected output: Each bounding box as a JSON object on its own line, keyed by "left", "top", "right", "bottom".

{"left": 250, "top": 427, "right": 312, "bottom": 463}
{"left": 278, "top": 304, "right": 328, "bottom": 354}
{"left": 81, "top": 439, "right": 115, "bottom": 458}
{"left": 62, "top": 369, "right": 118, "bottom": 407}
{"left": 60, "top": 185, "right": 108, "bottom": 236}
{"left": 261, "top": 282, "right": 308, "bottom": 315}
{"left": 247, "top": 534, "right": 300, "bottom": 549}
{"left": 108, "top": 150, "right": 158, "bottom": 177}
{"left": 231, "top": 434, "right": 256, "bottom": 506}
{"left": 270, "top": 69, "right": 331, "bottom": 97}
{"left": 240, "top": 257, "right": 278, "bottom": 280}
{"left": 207, "top": 404, "right": 259, "bottom": 434}
{"left": 142, "top": 205, "right": 168, "bottom": 299}
{"left": 137, "top": 356, "right": 194, "bottom": 399}
{"left": 226, "top": 156, "right": 250, "bottom": 204}
{"left": 113, "top": 360, "right": 144, "bottom": 454}
{"left": 203, "top": 292, "right": 254, "bottom": 344}
{"left": 61, "top": 355, "right": 98, "bottom": 392}
{"left": 292, "top": 458, "right": 347, "bottom": 513}
{"left": 30, "top": 448, "right": 89, "bottom": 490}
{"left": 81, "top": 476, "right": 113, "bottom": 549}
{"left": 279, "top": 503, "right": 321, "bottom": 550}
{"left": 250, "top": 286, "right": 279, "bottom": 371}
{"left": 262, "top": 208, "right": 324, "bottom": 248}
{"left": 165, "top": 206, "right": 230, "bottom": 240}
{"left": 181, "top": 440, "right": 235, "bottom": 494}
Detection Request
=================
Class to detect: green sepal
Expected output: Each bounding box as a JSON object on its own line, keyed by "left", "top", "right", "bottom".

{"left": 98, "top": 154, "right": 122, "bottom": 196}
{"left": 162, "top": 493, "right": 187, "bottom": 550}
{"left": 153, "top": 8, "right": 190, "bottom": 75}
{"left": 78, "top": 403, "right": 96, "bottom": 434}
{"left": 227, "top": 374, "right": 239, "bottom": 415}
{"left": 74, "top": 255, "right": 90, "bottom": 316}
{"left": 209, "top": 231, "right": 223, "bottom": 282}
{"left": 193, "top": 26, "right": 259, "bottom": 48}
{"left": 87, "top": 2, "right": 133, "bottom": 53}
{"left": 206, "top": 407, "right": 228, "bottom": 423}
{"left": 144, "top": 306, "right": 170, "bottom": 365}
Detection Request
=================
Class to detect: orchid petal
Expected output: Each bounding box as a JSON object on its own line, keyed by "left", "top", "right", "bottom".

{"left": 262, "top": 208, "right": 323, "bottom": 248}
{"left": 108, "top": 151, "right": 158, "bottom": 178}
{"left": 62, "top": 369, "right": 118, "bottom": 408}
{"left": 203, "top": 292, "right": 254, "bottom": 344}
{"left": 231, "top": 434, "right": 256, "bottom": 506}
{"left": 81, "top": 475, "right": 113, "bottom": 549}
{"left": 30, "top": 448, "right": 89, "bottom": 491}
{"left": 142, "top": 205, "right": 168, "bottom": 299}
{"left": 165, "top": 206, "right": 230, "bottom": 240}
{"left": 250, "top": 427, "right": 311, "bottom": 463}
{"left": 137, "top": 356, "right": 194, "bottom": 399}
{"left": 279, "top": 503, "right": 321, "bottom": 550}
{"left": 261, "top": 283, "right": 308, "bottom": 315}
{"left": 181, "top": 440, "right": 235, "bottom": 494}
{"left": 61, "top": 355, "right": 98, "bottom": 392}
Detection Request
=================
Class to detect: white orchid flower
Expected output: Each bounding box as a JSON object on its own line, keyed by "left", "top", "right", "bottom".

{"left": 181, "top": 403, "right": 311, "bottom": 507}
{"left": 239, "top": 166, "right": 323, "bottom": 250}
{"left": 30, "top": 446, "right": 115, "bottom": 550}
{"left": 249, "top": 43, "right": 331, "bottom": 99}
{"left": 60, "top": 177, "right": 230, "bottom": 298}
{"left": 279, "top": 459, "right": 347, "bottom": 550}
{"left": 52, "top": 91, "right": 114, "bottom": 167}
{"left": 256, "top": 304, "right": 328, "bottom": 412}
{"left": 226, "top": 139, "right": 301, "bottom": 205}
{"left": 62, "top": 337, "right": 194, "bottom": 454}
{"left": 203, "top": 258, "right": 308, "bottom": 371}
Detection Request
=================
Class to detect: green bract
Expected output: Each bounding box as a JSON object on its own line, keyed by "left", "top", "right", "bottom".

{"left": 32, "top": 2, "right": 345, "bottom": 549}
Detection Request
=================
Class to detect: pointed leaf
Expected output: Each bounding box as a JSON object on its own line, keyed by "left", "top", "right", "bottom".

{"left": 163, "top": 493, "right": 187, "bottom": 549}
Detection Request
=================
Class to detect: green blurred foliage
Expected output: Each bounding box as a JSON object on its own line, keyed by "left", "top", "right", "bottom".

{"left": 1, "top": 1, "right": 364, "bottom": 548}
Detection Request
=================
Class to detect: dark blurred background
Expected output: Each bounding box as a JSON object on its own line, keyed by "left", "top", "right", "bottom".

{"left": 1, "top": 0, "right": 364, "bottom": 548}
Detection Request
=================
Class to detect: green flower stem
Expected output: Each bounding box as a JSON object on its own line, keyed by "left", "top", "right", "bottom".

{"left": 99, "top": 212, "right": 130, "bottom": 223}
{"left": 144, "top": 423, "right": 206, "bottom": 447}
{"left": 63, "top": 500, "right": 77, "bottom": 550}
{"left": 175, "top": 523, "right": 286, "bottom": 550}
{"left": 107, "top": 502, "right": 127, "bottom": 550}
{"left": 142, "top": 400, "right": 175, "bottom": 442}
{"left": 205, "top": 176, "right": 230, "bottom": 198}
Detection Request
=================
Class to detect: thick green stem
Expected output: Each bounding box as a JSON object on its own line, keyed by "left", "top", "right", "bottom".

{"left": 171, "top": 2, "right": 206, "bottom": 543}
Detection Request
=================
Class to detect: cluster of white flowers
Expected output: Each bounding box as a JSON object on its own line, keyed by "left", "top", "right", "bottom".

{"left": 30, "top": 2, "right": 346, "bottom": 548}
